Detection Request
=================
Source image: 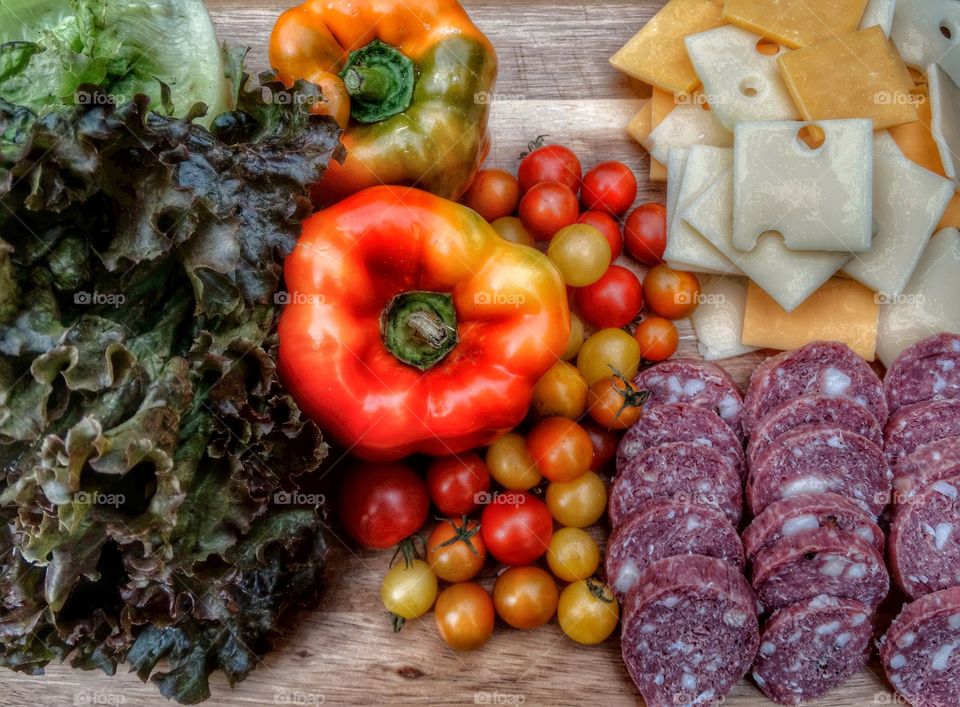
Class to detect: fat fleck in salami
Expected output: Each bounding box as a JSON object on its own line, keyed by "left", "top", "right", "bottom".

{"left": 621, "top": 555, "right": 759, "bottom": 707}
{"left": 881, "top": 586, "right": 960, "bottom": 707}
{"left": 747, "top": 395, "right": 883, "bottom": 469}
{"left": 750, "top": 526, "right": 889, "bottom": 613}
{"left": 747, "top": 424, "right": 892, "bottom": 518}
{"left": 885, "top": 333, "right": 960, "bottom": 415}
{"left": 752, "top": 595, "right": 873, "bottom": 705}
{"left": 742, "top": 493, "right": 884, "bottom": 562}
{"left": 742, "top": 341, "right": 887, "bottom": 438}
{"left": 633, "top": 359, "right": 745, "bottom": 439}
{"left": 884, "top": 399, "right": 960, "bottom": 470}
{"left": 610, "top": 441, "right": 744, "bottom": 527}
{"left": 606, "top": 499, "right": 745, "bottom": 600}
{"left": 889, "top": 472, "right": 960, "bottom": 600}
{"left": 616, "top": 402, "right": 746, "bottom": 479}
{"left": 894, "top": 436, "right": 960, "bottom": 505}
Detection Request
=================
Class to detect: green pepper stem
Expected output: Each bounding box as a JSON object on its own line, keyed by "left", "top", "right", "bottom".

{"left": 339, "top": 39, "right": 415, "bottom": 124}
{"left": 342, "top": 65, "right": 394, "bottom": 104}
{"left": 381, "top": 291, "right": 458, "bottom": 370}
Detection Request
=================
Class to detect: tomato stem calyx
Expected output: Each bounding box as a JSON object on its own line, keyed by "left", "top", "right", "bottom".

{"left": 437, "top": 516, "right": 482, "bottom": 556}
{"left": 607, "top": 365, "right": 650, "bottom": 424}
{"left": 391, "top": 535, "right": 426, "bottom": 569}
{"left": 390, "top": 613, "right": 406, "bottom": 632}
{"left": 586, "top": 577, "right": 614, "bottom": 603}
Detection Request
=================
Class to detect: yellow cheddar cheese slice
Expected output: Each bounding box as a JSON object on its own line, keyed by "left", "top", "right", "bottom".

{"left": 778, "top": 26, "right": 918, "bottom": 130}
{"left": 742, "top": 278, "right": 879, "bottom": 361}
{"left": 627, "top": 100, "right": 653, "bottom": 144}
{"left": 939, "top": 192, "right": 960, "bottom": 229}
{"left": 723, "top": 0, "right": 868, "bottom": 48}
{"left": 888, "top": 82, "right": 947, "bottom": 176}
{"left": 610, "top": 0, "right": 726, "bottom": 95}
{"left": 650, "top": 88, "right": 675, "bottom": 180}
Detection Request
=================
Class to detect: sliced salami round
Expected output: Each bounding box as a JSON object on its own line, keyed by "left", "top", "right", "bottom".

{"left": 752, "top": 595, "right": 873, "bottom": 705}
{"left": 742, "top": 341, "right": 887, "bottom": 438}
{"left": 610, "top": 441, "right": 744, "bottom": 528}
{"left": 890, "top": 472, "right": 960, "bottom": 600}
{"left": 633, "top": 359, "right": 744, "bottom": 439}
{"left": 621, "top": 555, "right": 759, "bottom": 707}
{"left": 747, "top": 424, "right": 892, "bottom": 518}
{"left": 606, "top": 499, "right": 744, "bottom": 601}
{"left": 885, "top": 333, "right": 960, "bottom": 415}
{"left": 747, "top": 394, "right": 883, "bottom": 469}
{"left": 894, "top": 436, "right": 960, "bottom": 505}
{"left": 742, "top": 493, "right": 884, "bottom": 562}
{"left": 881, "top": 586, "right": 960, "bottom": 707}
{"left": 616, "top": 402, "right": 746, "bottom": 479}
{"left": 750, "top": 526, "right": 889, "bottom": 613}
{"left": 885, "top": 399, "right": 960, "bottom": 470}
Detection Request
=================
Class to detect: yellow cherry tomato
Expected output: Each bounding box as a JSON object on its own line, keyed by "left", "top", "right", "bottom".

{"left": 557, "top": 578, "right": 619, "bottom": 645}
{"left": 577, "top": 328, "right": 642, "bottom": 386}
{"left": 531, "top": 361, "right": 588, "bottom": 419}
{"left": 435, "top": 583, "right": 495, "bottom": 651}
{"left": 486, "top": 433, "right": 542, "bottom": 491}
{"left": 547, "top": 224, "right": 612, "bottom": 286}
{"left": 562, "top": 312, "right": 585, "bottom": 361}
{"left": 547, "top": 527, "right": 600, "bottom": 582}
{"left": 381, "top": 559, "right": 438, "bottom": 622}
{"left": 545, "top": 471, "right": 607, "bottom": 528}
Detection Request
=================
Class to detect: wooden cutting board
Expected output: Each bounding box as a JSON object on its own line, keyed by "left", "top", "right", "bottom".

{"left": 3, "top": 1, "right": 899, "bottom": 705}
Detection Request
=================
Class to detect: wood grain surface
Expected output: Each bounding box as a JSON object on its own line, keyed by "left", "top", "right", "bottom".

{"left": 3, "top": 1, "right": 899, "bottom": 705}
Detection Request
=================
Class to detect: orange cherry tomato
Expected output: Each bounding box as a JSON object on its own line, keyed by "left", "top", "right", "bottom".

{"left": 435, "top": 583, "right": 495, "bottom": 651}
{"left": 623, "top": 203, "right": 667, "bottom": 266}
{"left": 586, "top": 375, "right": 648, "bottom": 430}
{"left": 526, "top": 417, "right": 593, "bottom": 482}
{"left": 634, "top": 316, "right": 679, "bottom": 362}
{"left": 643, "top": 264, "right": 702, "bottom": 320}
{"left": 493, "top": 566, "right": 559, "bottom": 629}
{"left": 519, "top": 181, "right": 580, "bottom": 241}
{"left": 578, "top": 211, "right": 623, "bottom": 260}
{"left": 426, "top": 518, "right": 487, "bottom": 583}
{"left": 463, "top": 169, "right": 521, "bottom": 222}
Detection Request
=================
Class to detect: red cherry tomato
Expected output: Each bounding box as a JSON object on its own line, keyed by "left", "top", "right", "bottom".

{"left": 643, "top": 264, "right": 702, "bottom": 320}
{"left": 518, "top": 143, "right": 582, "bottom": 194}
{"left": 584, "top": 421, "right": 618, "bottom": 471}
{"left": 581, "top": 162, "right": 637, "bottom": 216}
{"left": 624, "top": 203, "right": 667, "bottom": 266}
{"left": 634, "top": 316, "right": 679, "bottom": 362}
{"left": 519, "top": 181, "right": 580, "bottom": 241}
{"left": 480, "top": 491, "right": 554, "bottom": 565}
{"left": 578, "top": 211, "right": 623, "bottom": 260}
{"left": 462, "top": 169, "right": 521, "bottom": 222}
{"left": 337, "top": 463, "right": 429, "bottom": 549}
{"left": 575, "top": 265, "right": 644, "bottom": 329}
{"left": 426, "top": 453, "right": 492, "bottom": 517}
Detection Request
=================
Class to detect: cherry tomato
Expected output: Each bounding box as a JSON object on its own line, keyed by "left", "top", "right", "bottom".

{"left": 518, "top": 143, "right": 582, "bottom": 194}
{"left": 643, "top": 264, "right": 702, "bottom": 319}
{"left": 526, "top": 417, "right": 593, "bottom": 483}
{"left": 581, "top": 161, "right": 637, "bottom": 216}
{"left": 481, "top": 491, "right": 553, "bottom": 565}
{"left": 547, "top": 527, "right": 600, "bottom": 582}
{"left": 531, "top": 361, "right": 589, "bottom": 419}
{"left": 435, "top": 583, "right": 495, "bottom": 651}
{"left": 576, "top": 328, "right": 642, "bottom": 386}
{"left": 586, "top": 375, "right": 647, "bottom": 430}
{"left": 545, "top": 471, "right": 607, "bottom": 528}
{"left": 485, "top": 433, "right": 542, "bottom": 491}
{"left": 492, "top": 216, "right": 535, "bottom": 247}
{"left": 575, "top": 265, "right": 644, "bottom": 329}
{"left": 562, "top": 312, "right": 585, "bottom": 361}
{"left": 493, "top": 566, "right": 559, "bottom": 629}
{"left": 426, "top": 518, "right": 487, "bottom": 583}
{"left": 634, "top": 316, "right": 679, "bottom": 362}
{"left": 338, "top": 463, "right": 429, "bottom": 549}
{"left": 518, "top": 181, "right": 580, "bottom": 241}
{"left": 578, "top": 211, "right": 623, "bottom": 260}
{"left": 584, "top": 421, "right": 618, "bottom": 471}
{"left": 557, "top": 578, "right": 619, "bottom": 645}
{"left": 462, "top": 169, "right": 521, "bottom": 222}
{"left": 426, "top": 453, "right": 491, "bottom": 516}
{"left": 622, "top": 203, "right": 667, "bottom": 266}
{"left": 547, "top": 224, "right": 612, "bottom": 287}
{"left": 381, "top": 559, "right": 437, "bottom": 622}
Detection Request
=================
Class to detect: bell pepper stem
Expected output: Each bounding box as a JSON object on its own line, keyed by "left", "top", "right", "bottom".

{"left": 381, "top": 291, "right": 458, "bottom": 370}
{"left": 339, "top": 39, "right": 415, "bottom": 124}
{"left": 342, "top": 65, "right": 393, "bottom": 104}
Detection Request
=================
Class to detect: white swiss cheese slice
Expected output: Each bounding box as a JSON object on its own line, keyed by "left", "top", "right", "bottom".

{"left": 929, "top": 64, "right": 960, "bottom": 182}
{"left": 646, "top": 100, "right": 733, "bottom": 165}
{"left": 690, "top": 275, "right": 759, "bottom": 361}
{"left": 891, "top": 0, "right": 960, "bottom": 77}
{"left": 860, "top": 0, "right": 896, "bottom": 35}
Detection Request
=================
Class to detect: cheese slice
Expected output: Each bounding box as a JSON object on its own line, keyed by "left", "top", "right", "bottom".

{"left": 929, "top": 63, "right": 960, "bottom": 181}
{"left": 650, "top": 88, "right": 675, "bottom": 180}
{"left": 626, "top": 100, "right": 653, "bottom": 144}
{"left": 610, "top": 0, "right": 726, "bottom": 95}
{"left": 743, "top": 278, "right": 879, "bottom": 361}
{"left": 778, "top": 26, "right": 918, "bottom": 131}
{"left": 939, "top": 192, "right": 960, "bottom": 229}
{"left": 723, "top": 0, "right": 869, "bottom": 48}
{"left": 683, "top": 167, "right": 850, "bottom": 312}
{"left": 891, "top": 0, "right": 960, "bottom": 73}
{"left": 860, "top": 0, "right": 896, "bottom": 35}
{"left": 691, "top": 275, "right": 760, "bottom": 360}
{"left": 877, "top": 227, "right": 960, "bottom": 366}
{"left": 646, "top": 100, "right": 734, "bottom": 164}
{"left": 888, "top": 79, "right": 947, "bottom": 176}
{"left": 664, "top": 147, "right": 743, "bottom": 274}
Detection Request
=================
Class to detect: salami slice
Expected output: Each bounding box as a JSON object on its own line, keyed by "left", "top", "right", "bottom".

{"left": 894, "top": 436, "right": 960, "bottom": 505}
{"left": 747, "top": 424, "right": 892, "bottom": 518}
{"left": 889, "top": 472, "right": 960, "bottom": 600}
{"left": 617, "top": 402, "right": 746, "bottom": 479}
{"left": 885, "top": 333, "right": 960, "bottom": 414}
{"left": 747, "top": 394, "right": 883, "bottom": 469}
{"left": 610, "top": 441, "right": 744, "bottom": 527}
{"left": 742, "top": 341, "right": 887, "bottom": 438}
{"left": 751, "top": 526, "right": 889, "bottom": 613}
{"left": 881, "top": 586, "right": 960, "bottom": 707}
{"left": 633, "top": 359, "right": 744, "bottom": 439}
{"left": 606, "top": 499, "right": 744, "bottom": 601}
{"left": 752, "top": 595, "right": 873, "bottom": 705}
{"left": 885, "top": 399, "right": 960, "bottom": 470}
{"left": 742, "top": 493, "right": 884, "bottom": 561}
{"left": 621, "top": 555, "right": 759, "bottom": 707}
